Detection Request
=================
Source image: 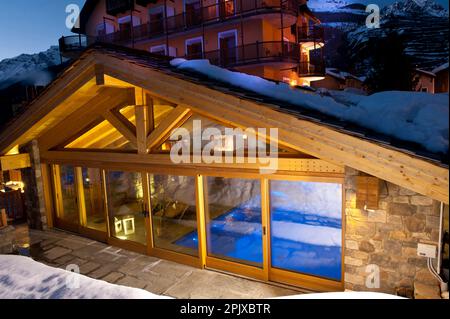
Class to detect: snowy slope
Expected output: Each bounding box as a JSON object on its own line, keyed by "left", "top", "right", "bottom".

{"left": 171, "top": 58, "right": 449, "bottom": 154}
{"left": 384, "top": 0, "right": 449, "bottom": 17}
{"left": 0, "top": 255, "right": 170, "bottom": 299}
{"left": 0, "top": 46, "right": 62, "bottom": 89}
{"left": 348, "top": 0, "right": 449, "bottom": 71}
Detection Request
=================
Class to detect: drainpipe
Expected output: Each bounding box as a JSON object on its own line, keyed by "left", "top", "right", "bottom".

{"left": 438, "top": 202, "right": 444, "bottom": 273}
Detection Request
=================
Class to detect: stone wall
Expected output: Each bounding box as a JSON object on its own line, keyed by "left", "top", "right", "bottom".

{"left": 0, "top": 226, "right": 15, "bottom": 254}
{"left": 344, "top": 167, "right": 442, "bottom": 298}
{"left": 19, "top": 140, "right": 48, "bottom": 231}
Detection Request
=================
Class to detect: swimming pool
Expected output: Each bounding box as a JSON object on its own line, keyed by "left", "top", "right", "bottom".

{"left": 175, "top": 207, "right": 342, "bottom": 281}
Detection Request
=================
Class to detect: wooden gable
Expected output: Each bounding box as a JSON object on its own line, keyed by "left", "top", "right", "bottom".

{"left": 0, "top": 49, "right": 447, "bottom": 203}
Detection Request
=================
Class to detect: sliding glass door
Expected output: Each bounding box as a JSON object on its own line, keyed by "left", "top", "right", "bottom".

{"left": 105, "top": 170, "right": 147, "bottom": 245}
{"left": 203, "top": 176, "right": 264, "bottom": 271}
{"left": 149, "top": 174, "right": 199, "bottom": 257}
{"left": 269, "top": 180, "right": 343, "bottom": 282}
{"left": 81, "top": 168, "right": 107, "bottom": 232}
{"left": 54, "top": 165, "right": 79, "bottom": 226}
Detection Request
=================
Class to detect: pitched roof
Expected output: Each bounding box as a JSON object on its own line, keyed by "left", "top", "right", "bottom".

{"left": 1, "top": 43, "right": 448, "bottom": 167}
{"left": 0, "top": 43, "right": 447, "bottom": 203}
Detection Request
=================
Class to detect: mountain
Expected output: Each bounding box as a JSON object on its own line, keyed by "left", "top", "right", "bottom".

{"left": 308, "top": 0, "right": 357, "bottom": 12}
{"left": 347, "top": 0, "right": 449, "bottom": 73}
{"left": 383, "top": 0, "right": 449, "bottom": 17}
{"left": 0, "top": 46, "right": 63, "bottom": 90}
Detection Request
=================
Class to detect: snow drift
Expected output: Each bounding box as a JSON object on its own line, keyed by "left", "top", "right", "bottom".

{"left": 0, "top": 255, "right": 170, "bottom": 299}
{"left": 171, "top": 59, "right": 449, "bottom": 154}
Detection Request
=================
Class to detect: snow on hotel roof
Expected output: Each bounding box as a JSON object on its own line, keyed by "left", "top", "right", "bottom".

{"left": 171, "top": 58, "right": 449, "bottom": 158}
{"left": 0, "top": 44, "right": 448, "bottom": 166}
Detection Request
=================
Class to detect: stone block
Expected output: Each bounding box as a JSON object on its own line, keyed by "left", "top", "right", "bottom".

{"left": 102, "top": 272, "right": 126, "bottom": 284}
{"left": 345, "top": 256, "right": 363, "bottom": 267}
{"left": 359, "top": 240, "right": 375, "bottom": 253}
{"left": 389, "top": 203, "right": 414, "bottom": 216}
{"left": 387, "top": 215, "right": 402, "bottom": 225}
{"left": 345, "top": 240, "right": 359, "bottom": 250}
{"left": 414, "top": 282, "right": 441, "bottom": 299}
{"left": 410, "top": 196, "right": 434, "bottom": 206}
{"left": 399, "top": 188, "right": 417, "bottom": 196}
{"left": 393, "top": 196, "right": 409, "bottom": 204}
{"left": 384, "top": 240, "right": 402, "bottom": 255}
{"left": 368, "top": 210, "right": 387, "bottom": 223}
{"left": 426, "top": 216, "right": 440, "bottom": 229}
{"left": 404, "top": 216, "right": 426, "bottom": 232}
{"left": 398, "top": 263, "right": 416, "bottom": 277}
{"left": 43, "top": 247, "right": 72, "bottom": 261}
{"left": 390, "top": 230, "right": 408, "bottom": 240}
{"left": 345, "top": 273, "right": 365, "bottom": 286}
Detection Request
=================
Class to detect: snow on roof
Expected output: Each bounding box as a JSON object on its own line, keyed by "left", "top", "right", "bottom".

{"left": 171, "top": 59, "right": 449, "bottom": 154}
{"left": 415, "top": 68, "right": 436, "bottom": 77}
{"left": 432, "top": 62, "right": 449, "bottom": 74}
{"left": 325, "top": 68, "right": 363, "bottom": 82}
{"left": 0, "top": 255, "right": 170, "bottom": 299}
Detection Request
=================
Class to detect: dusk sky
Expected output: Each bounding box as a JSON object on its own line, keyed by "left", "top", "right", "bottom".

{"left": 0, "top": 0, "right": 448, "bottom": 60}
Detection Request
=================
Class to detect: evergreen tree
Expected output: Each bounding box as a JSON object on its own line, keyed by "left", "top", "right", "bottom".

{"left": 364, "top": 32, "right": 418, "bottom": 93}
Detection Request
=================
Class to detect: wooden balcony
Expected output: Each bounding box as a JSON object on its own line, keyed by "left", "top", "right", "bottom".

{"left": 106, "top": 0, "right": 134, "bottom": 16}
{"left": 193, "top": 41, "right": 302, "bottom": 69}
{"left": 98, "top": 0, "right": 299, "bottom": 44}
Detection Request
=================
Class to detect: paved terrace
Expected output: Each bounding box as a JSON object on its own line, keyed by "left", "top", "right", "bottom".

{"left": 12, "top": 225, "right": 302, "bottom": 299}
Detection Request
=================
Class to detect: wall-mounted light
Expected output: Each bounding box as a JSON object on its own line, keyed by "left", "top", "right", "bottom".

{"left": 356, "top": 176, "right": 380, "bottom": 211}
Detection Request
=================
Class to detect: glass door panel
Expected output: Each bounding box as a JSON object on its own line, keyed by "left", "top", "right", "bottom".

{"left": 56, "top": 165, "right": 79, "bottom": 225}
{"left": 105, "top": 171, "right": 146, "bottom": 245}
{"left": 269, "top": 180, "right": 342, "bottom": 281}
{"left": 204, "top": 176, "right": 263, "bottom": 268}
{"left": 81, "top": 168, "right": 107, "bottom": 232}
{"left": 149, "top": 174, "right": 198, "bottom": 256}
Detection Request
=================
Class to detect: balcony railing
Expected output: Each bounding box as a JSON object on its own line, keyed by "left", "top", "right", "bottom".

{"left": 190, "top": 41, "right": 301, "bottom": 68}
{"left": 298, "top": 61, "right": 326, "bottom": 77}
{"left": 298, "top": 25, "right": 324, "bottom": 43}
{"left": 98, "top": 0, "right": 299, "bottom": 45}
{"left": 58, "top": 35, "right": 90, "bottom": 53}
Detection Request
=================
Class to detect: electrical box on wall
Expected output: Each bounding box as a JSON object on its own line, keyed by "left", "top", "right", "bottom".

{"left": 417, "top": 243, "right": 437, "bottom": 258}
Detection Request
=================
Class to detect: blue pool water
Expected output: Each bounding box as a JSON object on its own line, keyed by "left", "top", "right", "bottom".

{"left": 175, "top": 208, "right": 342, "bottom": 281}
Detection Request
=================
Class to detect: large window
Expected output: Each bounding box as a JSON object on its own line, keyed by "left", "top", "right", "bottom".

{"left": 269, "top": 180, "right": 342, "bottom": 281}
{"left": 105, "top": 171, "right": 146, "bottom": 245}
{"left": 82, "top": 168, "right": 106, "bottom": 232}
{"left": 56, "top": 165, "right": 79, "bottom": 224}
{"left": 150, "top": 174, "right": 198, "bottom": 256}
{"left": 204, "top": 176, "right": 263, "bottom": 267}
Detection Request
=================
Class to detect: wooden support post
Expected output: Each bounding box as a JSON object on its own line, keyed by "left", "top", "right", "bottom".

{"left": 196, "top": 175, "right": 207, "bottom": 268}
{"left": 0, "top": 209, "right": 7, "bottom": 227}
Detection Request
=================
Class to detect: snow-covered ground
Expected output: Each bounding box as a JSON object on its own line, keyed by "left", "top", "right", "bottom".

{"left": 274, "top": 292, "right": 405, "bottom": 299}
{"left": 171, "top": 59, "right": 449, "bottom": 154}
{"left": 0, "top": 255, "right": 406, "bottom": 299}
{"left": 0, "top": 255, "right": 170, "bottom": 299}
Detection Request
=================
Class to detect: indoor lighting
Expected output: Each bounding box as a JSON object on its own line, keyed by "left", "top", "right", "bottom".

{"left": 289, "top": 79, "right": 298, "bottom": 87}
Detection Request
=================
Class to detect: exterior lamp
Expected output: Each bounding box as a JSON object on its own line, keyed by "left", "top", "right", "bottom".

{"left": 355, "top": 176, "right": 380, "bottom": 211}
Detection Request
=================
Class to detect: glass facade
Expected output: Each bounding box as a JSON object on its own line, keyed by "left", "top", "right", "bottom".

{"left": 150, "top": 174, "right": 198, "bottom": 256}
{"left": 270, "top": 180, "right": 342, "bottom": 281}
{"left": 57, "top": 165, "right": 79, "bottom": 224}
{"left": 52, "top": 164, "right": 342, "bottom": 286}
{"left": 82, "top": 168, "right": 107, "bottom": 232}
{"left": 204, "top": 176, "right": 263, "bottom": 268}
{"left": 105, "top": 170, "right": 146, "bottom": 244}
